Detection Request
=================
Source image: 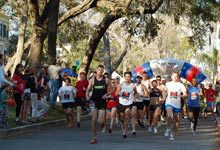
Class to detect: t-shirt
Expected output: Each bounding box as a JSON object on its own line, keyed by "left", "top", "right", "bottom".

{"left": 165, "top": 81, "right": 186, "bottom": 109}
{"left": 75, "top": 79, "right": 89, "bottom": 99}
{"left": 119, "top": 82, "right": 134, "bottom": 106}
{"left": 206, "top": 88, "right": 216, "bottom": 102}
{"left": 58, "top": 86, "right": 76, "bottom": 103}
{"left": 187, "top": 86, "right": 200, "bottom": 107}
{"left": 48, "top": 65, "right": 62, "bottom": 80}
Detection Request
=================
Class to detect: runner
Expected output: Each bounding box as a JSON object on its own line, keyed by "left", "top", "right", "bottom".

{"left": 134, "top": 74, "right": 148, "bottom": 130}
{"left": 164, "top": 71, "right": 187, "bottom": 141}
{"left": 199, "top": 83, "right": 206, "bottom": 118}
{"left": 86, "top": 65, "right": 110, "bottom": 144}
{"left": 204, "top": 83, "right": 216, "bottom": 118}
{"left": 187, "top": 78, "right": 202, "bottom": 136}
{"left": 58, "top": 78, "right": 76, "bottom": 128}
{"left": 116, "top": 71, "right": 136, "bottom": 138}
{"left": 106, "top": 78, "right": 119, "bottom": 133}
{"left": 141, "top": 72, "right": 152, "bottom": 122}
{"left": 156, "top": 75, "right": 167, "bottom": 123}
{"left": 148, "top": 80, "right": 163, "bottom": 134}
{"left": 75, "top": 71, "right": 89, "bottom": 128}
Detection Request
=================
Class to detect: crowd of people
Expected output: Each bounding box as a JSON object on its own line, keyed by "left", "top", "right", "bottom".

{"left": 1, "top": 57, "right": 220, "bottom": 144}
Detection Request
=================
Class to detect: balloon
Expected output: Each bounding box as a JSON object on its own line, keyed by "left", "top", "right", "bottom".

{"left": 132, "top": 58, "right": 206, "bottom": 84}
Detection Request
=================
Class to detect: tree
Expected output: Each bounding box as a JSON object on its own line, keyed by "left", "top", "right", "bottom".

{"left": 4, "top": 0, "right": 28, "bottom": 75}
{"left": 198, "top": 48, "right": 219, "bottom": 82}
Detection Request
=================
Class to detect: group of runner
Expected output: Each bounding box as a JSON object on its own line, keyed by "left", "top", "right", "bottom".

{"left": 58, "top": 64, "right": 217, "bottom": 144}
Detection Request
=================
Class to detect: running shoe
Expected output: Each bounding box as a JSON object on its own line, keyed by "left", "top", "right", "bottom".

{"left": 192, "top": 130, "right": 196, "bottom": 136}
{"left": 153, "top": 127, "right": 158, "bottom": 134}
{"left": 164, "top": 128, "right": 170, "bottom": 137}
{"left": 108, "top": 129, "right": 112, "bottom": 133}
{"left": 138, "top": 120, "right": 145, "bottom": 128}
{"left": 77, "top": 122, "right": 80, "bottom": 128}
{"left": 123, "top": 134, "right": 127, "bottom": 138}
{"left": 90, "top": 138, "right": 97, "bottom": 144}
{"left": 169, "top": 132, "right": 174, "bottom": 141}
{"left": 148, "top": 126, "right": 152, "bottom": 132}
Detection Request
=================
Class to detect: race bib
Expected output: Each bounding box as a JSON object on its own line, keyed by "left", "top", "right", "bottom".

{"left": 122, "top": 92, "right": 130, "bottom": 99}
{"left": 191, "top": 92, "right": 197, "bottom": 100}
{"left": 170, "top": 92, "right": 178, "bottom": 99}
{"left": 64, "top": 94, "right": 70, "bottom": 100}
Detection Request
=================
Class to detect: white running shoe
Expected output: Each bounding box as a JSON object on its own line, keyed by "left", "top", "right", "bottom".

{"left": 192, "top": 131, "right": 196, "bottom": 136}
{"left": 148, "top": 126, "right": 152, "bottom": 132}
{"left": 164, "top": 128, "right": 170, "bottom": 137}
{"left": 153, "top": 127, "right": 158, "bottom": 134}
{"left": 191, "top": 122, "right": 194, "bottom": 132}
{"left": 190, "top": 122, "right": 193, "bottom": 130}
{"left": 169, "top": 132, "right": 174, "bottom": 141}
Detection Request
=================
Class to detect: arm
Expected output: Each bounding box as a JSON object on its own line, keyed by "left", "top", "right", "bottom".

{"left": 115, "top": 83, "right": 122, "bottom": 96}
{"left": 73, "top": 87, "right": 77, "bottom": 98}
{"left": 0, "top": 67, "right": 13, "bottom": 86}
{"left": 133, "top": 84, "right": 137, "bottom": 102}
{"left": 86, "top": 78, "right": 94, "bottom": 101}
{"left": 142, "top": 84, "right": 148, "bottom": 97}
{"left": 180, "top": 84, "right": 187, "bottom": 98}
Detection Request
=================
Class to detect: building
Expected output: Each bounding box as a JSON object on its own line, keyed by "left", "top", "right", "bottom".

{"left": 0, "top": 13, "right": 9, "bottom": 55}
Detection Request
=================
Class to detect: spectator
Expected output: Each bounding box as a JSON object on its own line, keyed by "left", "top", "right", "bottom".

{"left": 48, "top": 60, "right": 62, "bottom": 107}
{"left": 36, "top": 93, "right": 49, "bottom": 119}
{"left": 0, "top": 85, "right": 13, "bottom": 129}
{"left": 29, "top": 67, "right": 39, "bottom": 123}
{"left": 0, "top": 54, "right": 13, "bottom": 90}
{"left": 12, "top": 64, "right": 25, "bottom": 124}
{"left": 20, "top": 68, "right": 31, "bottom": 124}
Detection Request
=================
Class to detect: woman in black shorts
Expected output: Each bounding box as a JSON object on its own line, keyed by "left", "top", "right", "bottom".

{"left": 148, "top": 80, "right": 163, "bottom": 134}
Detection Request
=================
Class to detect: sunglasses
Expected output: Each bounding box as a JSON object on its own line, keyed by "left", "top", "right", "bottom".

{"left": 111, "top": 82, "right": 115, "bottom": 83}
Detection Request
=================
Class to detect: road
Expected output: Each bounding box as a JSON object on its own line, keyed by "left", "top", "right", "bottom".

{"left": 0, "top": 117, "right": 219, "bottom": 150}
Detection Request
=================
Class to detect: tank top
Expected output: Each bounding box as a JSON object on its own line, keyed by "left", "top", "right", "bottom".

{"left": 91, "top": 77, "right": 107, "bottom": 101}
{"left": 187, "top": 86, "right": 200, "bottom": 107}
{"left": 119, "top": 82, "right": 134, "bottom": 106}
{"left": 150, "top": 88, "right": 162, "bottom": 100}
{"left": 135, "top": 83, "right": 144, "bottom": 102}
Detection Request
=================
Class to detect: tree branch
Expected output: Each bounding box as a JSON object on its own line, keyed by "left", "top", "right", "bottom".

{"left": 127, "top": 0, "right": 164, "bottom": 15}
{"left": 57, "top": 0, "right": 98, "bottom": 26}
{"left": 28, "top": 0, "right": 40, "bottom": 24}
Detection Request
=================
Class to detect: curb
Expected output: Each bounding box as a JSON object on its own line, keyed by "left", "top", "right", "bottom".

{"left": 217, "top": 116, "right": 220, "bottom": 136}
{"left": 0, "top": 114, "right": 91, "bottom": 139}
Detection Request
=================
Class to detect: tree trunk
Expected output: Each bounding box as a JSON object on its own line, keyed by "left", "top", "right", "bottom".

{"left": 4, "top": 0, "right": 28, "bottom": 74}
{"left": 111, "top": 33, "right": 130, "bottom": 72}
{"left": 81, "top": 13, "right": 120, "bottom": 74}
{"left": 48, "top": 0, "right": 60, "bottom": 61}
{"left": 28, "top": 31, "right": 47, "bottom": 69}
{"left": 102, "top": 32, "right": 112, "bottom": 74}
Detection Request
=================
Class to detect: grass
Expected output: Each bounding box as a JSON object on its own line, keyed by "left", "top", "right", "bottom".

{"left": 7, "top": 105, "right": 66, "bottom": 128}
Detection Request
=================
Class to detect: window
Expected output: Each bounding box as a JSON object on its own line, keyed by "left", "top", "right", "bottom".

{"left": 3, "top": 24, "right": 7, "bottom": 38}
{"left": 0, "top": 23, "right": 2, "bottom": 37}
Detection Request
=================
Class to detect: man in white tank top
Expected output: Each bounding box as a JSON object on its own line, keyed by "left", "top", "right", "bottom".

{"left": 133, "top": 74, "right": 148, "bottom": 133}
{"left": 116, "top": 71, "right": 136, "bottom": 138}
{"left": 142, "top": 72, "right": 152, "bottom": 121}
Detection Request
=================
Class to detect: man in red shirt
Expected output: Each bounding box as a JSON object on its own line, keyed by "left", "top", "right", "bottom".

{"left": 205, "top": 83, "right": 216, "bottom": 117}
{"left": 75, "top": 71, "right": 89, "bottom": 128}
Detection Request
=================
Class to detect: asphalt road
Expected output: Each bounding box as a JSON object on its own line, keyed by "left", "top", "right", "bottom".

{"left": 0, "top": 117, "right": 219, "bottom": 150}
